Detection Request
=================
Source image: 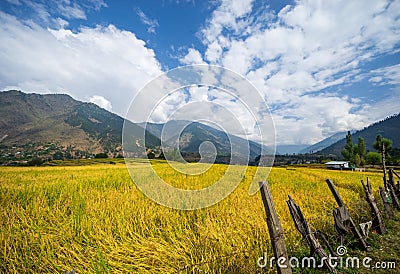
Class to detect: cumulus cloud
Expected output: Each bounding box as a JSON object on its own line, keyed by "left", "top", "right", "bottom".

{"left": 179, "top": 48, "right": 205, "bottom": 65}
{"left": 186, "top": 0, "right": 400, "bottom": 144}
{"left": 0, "top": 11, "right": 162, "bottom": 117}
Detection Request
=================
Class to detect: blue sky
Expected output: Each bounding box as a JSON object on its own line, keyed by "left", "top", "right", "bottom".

{"left": 0, "top": 0, "right": 399, "bottom": 145}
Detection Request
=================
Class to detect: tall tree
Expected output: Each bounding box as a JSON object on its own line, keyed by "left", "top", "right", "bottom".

{"left": 354, "top": 137, "right": 366, "bottom": 166}
{"left": 341, "top": 131, "right": 354, "bottom": 164}
{"left": 373, "top": 134, "right": 392, "bottom": 187}
{"left": 373, "top": 134, "right": 392, "bottom": 156}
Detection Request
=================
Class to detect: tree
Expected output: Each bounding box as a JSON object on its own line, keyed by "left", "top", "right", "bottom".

{"left": 354, "top": 137, "right": 366, "bottom": 166}
{"left": 373, "top": 134, "right": 392, "bottom": 156}
{"left": 354, "top": 154, "right": 362, "bottom": 167}
{"left": 94, "top": 152, "right": 108, "bottom": 158}
{"left": 27, "top": 157, "right": 43, "bottom": 166}
{"left": 366, "top": 152, "right": 382, "bottom": 165}
{"left": 52, "top": 151, "right": 64, "bottom": 160}
{"left": 147, "top": 151, "right": 155, "bottom": 159}
{"left": 341, "top": 131, "right": 354, "bottom": 164}
{"left": 157, "top": 151, "right": 165, "bottom": 160}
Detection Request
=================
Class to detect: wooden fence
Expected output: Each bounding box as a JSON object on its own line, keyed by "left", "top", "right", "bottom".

{"left": 258, "top": 168, "right": 400, "bottom": 273}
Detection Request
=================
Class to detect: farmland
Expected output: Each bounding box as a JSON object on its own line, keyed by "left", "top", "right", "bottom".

{"left": 0, "top": 161, "right": 398, "bottom": 273}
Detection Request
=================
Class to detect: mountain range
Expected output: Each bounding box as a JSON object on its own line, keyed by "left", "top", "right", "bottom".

{"left": 0, "top": 90, "right": 264, "bottom": 162}
{"left": 1, "top": 90, "right": 399, "bottom": 163}
{"left": 140, "top": 121, "right": 266, "bottom": 162}
{"left": 318, "top": 114, "right": 400, "bottom": 157}
{"left": 298, "top": 131, "right": 355, "bottom": 155}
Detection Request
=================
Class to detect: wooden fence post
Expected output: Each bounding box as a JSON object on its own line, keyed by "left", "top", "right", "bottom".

{"left": 387, "top": 182, "right": 400, "bottom": 210}
{"left": 326, "top": 179, "right": 369, "bottom": 250}
{"left": 384, "top": 169, "right": 400, "bottom": 210}
{"left": 361, "top": 178, "right": 386, "bottom": 234}
{"left": 259, "top": 181, "right": 292, "bottom": 274}
{"left": 391, "top": 169, "right": 400, "bottom": 199}
{"left": 392, "top": 169, "right": 400, "bottom": 180}
{"left": 379, "top": 187, "right": 394, "bottom": 219}
{"left": 287, "top": 195, "right": 336, "bottom": 273}
{"left": 389, "top": 169, "right": 400, "bottom": 200}
{"left": 382, "top": 143, "right": 387, "bottom": 189}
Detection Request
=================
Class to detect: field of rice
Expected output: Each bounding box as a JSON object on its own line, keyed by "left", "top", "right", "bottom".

{"left": 0, "top": 160, "right": 397, "bottom": 273}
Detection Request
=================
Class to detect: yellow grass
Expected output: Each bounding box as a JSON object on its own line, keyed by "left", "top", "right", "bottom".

{"left": 0, "top": 161, "right": 387, "bottom": 273}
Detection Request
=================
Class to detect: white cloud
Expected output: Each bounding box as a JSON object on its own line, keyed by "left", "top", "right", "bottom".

{"left": 191, "top": 0, "right": 400, "bottom": 144}
{"left": 89, "top": 95, "right": 112, "bottom": 111}
{"left": 136, "top": 8, "right": 159, "bottom": 34}
{"left": 0, "top": 11, "right": 162, "bottom": 117}
{"left": 7, "top": 0, "right": 107, "bottom": 26}
{"left": 57, "top": 3, "right": 87, "bottom": 20}
{"left": 357, "top": 91, "right": 400, "bottom": 122}
{"left": 179, "top": 48, "right": 205, "bottom": 65}
{"left": 369, "top": 64, "right": 400, "bottom": 86}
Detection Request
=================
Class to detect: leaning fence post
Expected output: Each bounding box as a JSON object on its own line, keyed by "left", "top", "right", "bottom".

{"left": 379, "top": 187, "right": 394, "bottom": 219}
{"left": 392, "top": 169, "right": 400, "bottom": 180}
{"left": 287, "top": 195, "right": 336, "bottom": 273}
{"left": 259, "top": 181, "right": 292, "bottom": 274}
{"left": 361, "top": 178, "right": 386, "bottom": 234}
{"left": 387, "top": 182, "right": 400, "bottom": 211}
{"left": 326, "top": 179, "right": 369, "bottom": 250}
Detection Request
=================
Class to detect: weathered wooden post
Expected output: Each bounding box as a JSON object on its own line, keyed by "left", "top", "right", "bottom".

{"left": 287, "top": 195, "right": 336, "bottom": 273}
{"left": 389, "top": 169, "right": 400, "bottom": 199}
{"left": 388, "top": 169, "right": 394, "bottom": 187}
{"left": 392, "top": 169, "right": 400, "bottom": 180}
{"left": 382, "top": 143, "right": 387, "bottom": 189}
{"left": 326, "top": 179, "right": 369, "bottom": 250}
{"left": 379, "top": 187, "right": 394, "bottom": 219}
{"left": 259, "top": 181, "right": 292, "bottom": 274}
{"left": 387, "top": 182, "right": 400, "bottom": 210}
{"left": 361, "top": 178, "right": 385, "bottom": 234}
{"left": 391, "top": 169, "right": 400, "bottom": 198}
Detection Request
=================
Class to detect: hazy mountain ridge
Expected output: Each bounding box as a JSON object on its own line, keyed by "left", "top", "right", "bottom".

{"left": 140, "top": 121, "right": 267, "bottom": 163}
{"left": 319, "top": 113, "right": 400, "bottom": 157}
{"left": 299, "top": 131, "right": 355, "bottom": 154}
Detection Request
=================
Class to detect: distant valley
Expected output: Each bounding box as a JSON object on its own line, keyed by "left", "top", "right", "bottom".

{"left": 1, "top": 90, "right": 399, "bottom": 165}
{"left": 0, "top": 90, "right": 265, "bottom": 164}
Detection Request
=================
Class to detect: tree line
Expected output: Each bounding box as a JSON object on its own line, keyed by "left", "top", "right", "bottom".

{"left": 341, "top": 131, "right": 398, "bottom": 166}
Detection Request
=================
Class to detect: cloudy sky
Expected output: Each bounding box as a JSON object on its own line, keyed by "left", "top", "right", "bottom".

{"left": 0, "top": 0, "right": 399, "bottom": 145}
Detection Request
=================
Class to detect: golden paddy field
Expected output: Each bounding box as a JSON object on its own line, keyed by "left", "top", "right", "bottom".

{"left": 0, "top": 160, "right": 397, "bottom": 273}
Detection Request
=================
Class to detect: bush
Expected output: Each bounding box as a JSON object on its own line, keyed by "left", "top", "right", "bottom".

{"left": 94, "top": 153, "right": 108, "bottom": 159}
{"left": 366, "top": 152, "right": 381, "bottom": 165}
{"left": 27, "top": 157, "right": 43, "bottom": 166}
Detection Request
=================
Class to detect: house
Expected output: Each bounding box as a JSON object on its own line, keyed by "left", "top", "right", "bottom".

{"left": 325, "top": 161, "right": 350, "bottom": 170}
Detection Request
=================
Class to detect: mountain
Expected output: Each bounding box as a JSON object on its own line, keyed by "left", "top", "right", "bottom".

{"left": 299, "top": 131, "right": 354, "bottom": 154}
{"left": 0, "top": 90, "right": 267, "bottom": 163}
{"left": 140, "top": 120, "right": 267, "bottom": 163}
{"left": 319, "top": 114, "right": 400, "bottom": 157}
{"left": 0, "top": 90, "right": 159, "bottom": 156}
{"left": 276, "top": 144, "right": 310, "bottom": 155}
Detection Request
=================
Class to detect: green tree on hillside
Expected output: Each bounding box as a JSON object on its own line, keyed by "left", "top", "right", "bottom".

{"left": 354, "top": 137, "right": 366, "bottom": 166}
{"left": 341, "top": 132, "right": 367, "bottom": 166}
{"left": 373, "top": 134, "right": 392, "bottom": 156}
{"left": 341, "top": 131, "right": 354, "bottom": 163}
